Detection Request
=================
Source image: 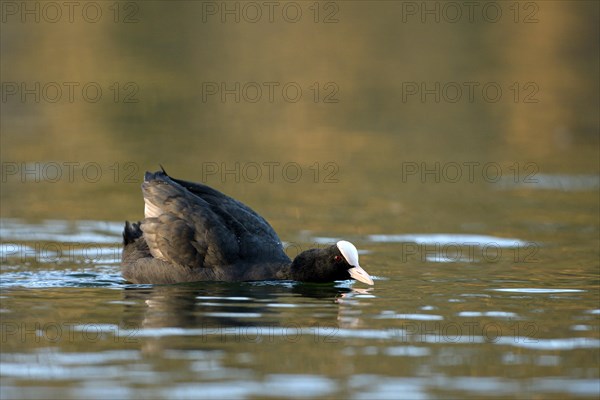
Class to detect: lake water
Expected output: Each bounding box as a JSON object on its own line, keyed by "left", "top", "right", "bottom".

{"left": 1, "top": 1, "right": 599, "bottom": 399}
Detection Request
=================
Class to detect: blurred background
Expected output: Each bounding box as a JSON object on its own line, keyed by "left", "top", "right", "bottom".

{"left": 1, "top": 2, "right": 599, "bottom": 399}
{"left": 2, "top": 1, "right": 598, "bottom": 231}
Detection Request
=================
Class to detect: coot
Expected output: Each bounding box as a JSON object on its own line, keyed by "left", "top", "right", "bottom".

{"left": 122, "top": 169, "right": 374, "bottom": 285}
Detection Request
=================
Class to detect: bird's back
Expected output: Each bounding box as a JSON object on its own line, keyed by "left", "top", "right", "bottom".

{"left": 122, "top": 170, "right": 290, "bottom": 283}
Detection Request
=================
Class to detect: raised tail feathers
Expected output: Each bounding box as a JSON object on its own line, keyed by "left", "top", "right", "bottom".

{"left": 123, "top": 221, "right": 143, "bottom": 246}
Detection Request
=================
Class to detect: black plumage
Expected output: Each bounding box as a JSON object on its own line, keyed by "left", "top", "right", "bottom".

{"left": 122, "top": 169, "right": 373, "bottom": 285}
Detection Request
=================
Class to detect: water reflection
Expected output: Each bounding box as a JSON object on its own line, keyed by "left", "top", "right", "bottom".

{"left": 1, "top": 1, "right": 598, "bottom": 396}
{"left": 120, "top": 282, "right": 367, "bottom": 331}
{"left": 115, "top": 282, "right": 374, "bottom": 358}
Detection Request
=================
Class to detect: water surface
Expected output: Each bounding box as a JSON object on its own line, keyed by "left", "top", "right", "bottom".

{"left": 1, "top": 1, "right": 598, "bottom": 399}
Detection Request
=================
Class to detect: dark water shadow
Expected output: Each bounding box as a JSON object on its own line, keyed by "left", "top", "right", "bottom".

{"left": 119, "top": 280, "right": 362, "bottom": 330}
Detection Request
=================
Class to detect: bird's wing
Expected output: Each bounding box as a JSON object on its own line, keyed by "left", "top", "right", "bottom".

{"left": 140, "top": 171, "right": 288, "bottom": 269}
{"left": 169, "top": 175, "right": 284, "bottom": 246}
{"left": 141, "top": 171, "right": 240, "bottom": 268}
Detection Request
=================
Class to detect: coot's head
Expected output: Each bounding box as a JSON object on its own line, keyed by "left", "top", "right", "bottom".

{"left": 290, "top": 241, "right": 374, "bottom": 285}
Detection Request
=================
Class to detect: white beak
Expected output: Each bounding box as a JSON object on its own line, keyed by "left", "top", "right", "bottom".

{"left": 348, "top": 265, "right": 374, "bottom": 285}
{"left": 337, "top": 240, "right": 374, "bottom": 285}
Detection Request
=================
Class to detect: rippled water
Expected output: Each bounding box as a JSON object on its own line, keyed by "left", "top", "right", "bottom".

{"left": 2, "top": 1, "right": 599, "bottom": 398}
{"left": 1, "top": 213, "right": 598, "bottom": 399}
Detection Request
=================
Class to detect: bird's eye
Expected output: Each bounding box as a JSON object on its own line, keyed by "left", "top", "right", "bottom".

{"left": 333, "top": 255, "right": 344, "bottom": 263}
